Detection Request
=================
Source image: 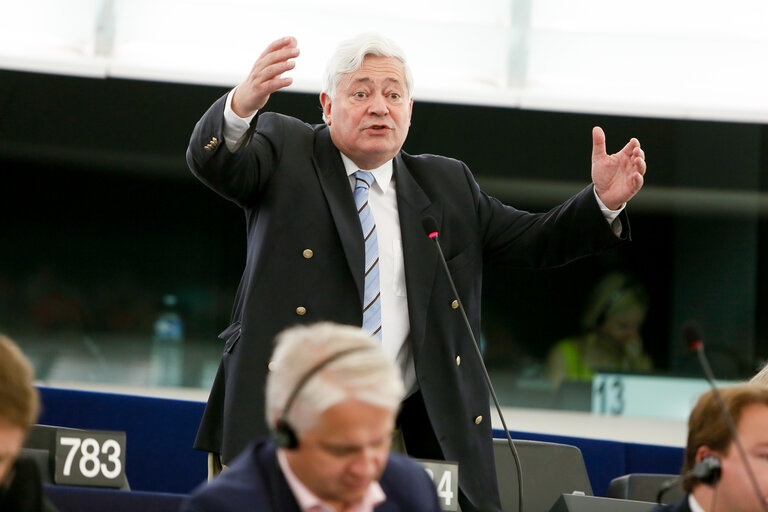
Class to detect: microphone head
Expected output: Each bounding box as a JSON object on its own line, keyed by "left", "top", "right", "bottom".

{"left": 683, "top": 321, "right": 704, "bottom": 351}
{"left": 422, "top": 216, "right": 439, "bottom": 239}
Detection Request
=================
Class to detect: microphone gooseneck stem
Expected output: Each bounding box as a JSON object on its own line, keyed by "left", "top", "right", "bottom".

{"left": 430, "top": 234, "right": 525, "bottom": 512}
{"left": 696, "top": 345, "right": 768, "bottom": 512}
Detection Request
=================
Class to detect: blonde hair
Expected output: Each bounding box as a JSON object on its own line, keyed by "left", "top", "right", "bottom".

{"left": 0, "top": 334, "right": 40, "bottom": 429}
{"left": 581, "top": 272, "right": 648, "bottom": 332}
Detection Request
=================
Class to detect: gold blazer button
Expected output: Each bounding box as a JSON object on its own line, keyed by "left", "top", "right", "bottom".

{"left": 296, "top": 306, "right": 307, "bottom": 316}
{"left": 303, "top": 249, "right": 314, "bottom": 259}
{"left": 474, "top": 415, "right": 483, "bottom": 425}
{"left": 451, "top": 300, "right": 459, "bottom": 310}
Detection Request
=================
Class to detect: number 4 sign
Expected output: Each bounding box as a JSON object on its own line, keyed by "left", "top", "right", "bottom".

{"left": 417, "top": 459, "right": 459, "bottom": 511}
{"left": 54, "top": 430, "right": 127, "bottom": 488}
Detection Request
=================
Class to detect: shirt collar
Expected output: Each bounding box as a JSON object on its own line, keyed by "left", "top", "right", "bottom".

{"left": 339, "top": 153, "right": 393, "bottom": 195}
{"left": 277, "top": 448, "right": 386, "bottom": 512}
{"left": 689, "top": 493, "right": 706, "bottom": 512}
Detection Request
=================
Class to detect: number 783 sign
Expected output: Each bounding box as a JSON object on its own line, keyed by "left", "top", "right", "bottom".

{"left": 54, "top": 430, "right": 127, "bottom": 488}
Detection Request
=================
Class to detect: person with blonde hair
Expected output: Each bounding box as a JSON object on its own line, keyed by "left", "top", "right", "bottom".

{"left": 547, "top": 272, "right": 652, "bottom": 385}
{"left": 0, "top": 334, "right": 56, "bottom": 512}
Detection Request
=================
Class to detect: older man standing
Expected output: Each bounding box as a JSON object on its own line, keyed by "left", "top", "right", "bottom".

{"left": 180, "top": 322, "right": 441, "bottom": 511}
{"left": 187, "top": 33, "right": 646, "bottom": 511}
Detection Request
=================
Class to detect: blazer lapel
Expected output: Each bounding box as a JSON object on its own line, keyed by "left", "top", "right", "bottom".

{"left": 254, "top": 441, "right": 303, "bottom": 512}
{"left": 312, "top": 127, "right": 365, "bottom": 303}
{"left": 394, "top": 154, "right": 441, "bottom": 357}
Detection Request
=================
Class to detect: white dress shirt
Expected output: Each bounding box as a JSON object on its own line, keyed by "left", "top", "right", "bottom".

{"left": 688, "top": 494, "right": 706, "bottom": 512}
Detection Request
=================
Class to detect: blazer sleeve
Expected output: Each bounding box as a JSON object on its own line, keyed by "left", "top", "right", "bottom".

{"left": 186, "top": 98, "right": 310, "bottom": 209}
{"left": 466, "top": 164, "right": 628, "bottom": 268}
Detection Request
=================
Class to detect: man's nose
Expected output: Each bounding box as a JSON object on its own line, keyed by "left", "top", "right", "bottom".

{"left": 368, "top": 95, "right": 389, "bottom": 115}
{"left": 349, "top": 447, "right": 382, "bottom": 477}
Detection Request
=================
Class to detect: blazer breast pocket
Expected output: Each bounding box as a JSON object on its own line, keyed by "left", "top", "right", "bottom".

{"left": 218, "top": 321, "right": 242, "bottom": 354}
{"left": 445, "top": 247, "right": 474, "bottom": 277}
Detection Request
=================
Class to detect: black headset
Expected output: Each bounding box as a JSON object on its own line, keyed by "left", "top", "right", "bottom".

{"left": 692, "top": 455, "right": 722, "bottom": 486}
{"left": 271, "top": 346, "right": 371, "bottom": 450}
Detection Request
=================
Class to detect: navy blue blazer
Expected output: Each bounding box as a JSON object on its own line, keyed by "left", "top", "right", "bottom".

{"left": 180, "top": 439, "right": 442, "bottom": 512}
{"left": 187, "top": 95, "right": 629, "bottom": 512}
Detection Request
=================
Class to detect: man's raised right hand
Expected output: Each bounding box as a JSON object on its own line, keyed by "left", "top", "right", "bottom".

{"left": 231, "top": 36, "right": 299, "bottom": 118}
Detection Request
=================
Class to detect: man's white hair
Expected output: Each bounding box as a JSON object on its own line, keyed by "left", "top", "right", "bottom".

{"left": 265, "top": 322, "right": 405, "bottom": 434}
{"left": 322, "top": 33, "right": 414, "bottom": 105}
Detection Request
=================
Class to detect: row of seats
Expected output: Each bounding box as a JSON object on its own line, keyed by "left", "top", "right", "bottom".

{"left": 24, "top": 427, "right": 681, "bottom": 511}
{"left": 492, "top": 438, "right": 685, "bottom": 511}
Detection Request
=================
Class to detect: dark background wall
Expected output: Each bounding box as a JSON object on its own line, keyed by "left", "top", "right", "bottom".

{"left": 2, "top": 69, "right": 766, "bottom": 380}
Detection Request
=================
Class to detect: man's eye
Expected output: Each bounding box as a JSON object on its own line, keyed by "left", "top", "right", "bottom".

{"left": 353, "top": 92, "right": 366, "bottom": 98}
{"left": 389, "top": 93, "right": 400, "bottom": 100}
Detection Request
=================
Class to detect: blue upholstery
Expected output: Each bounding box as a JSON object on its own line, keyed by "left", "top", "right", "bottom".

{"left": 37, "top": 387, "right": 207, "bottom": 494}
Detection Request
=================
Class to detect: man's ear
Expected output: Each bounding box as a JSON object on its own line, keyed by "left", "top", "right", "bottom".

{"left": 695, "top": 445, "right": 715, "bottom": 462}
{"left": 320, "top": 92, "right": 332, "bottom": 124}
{"left": 692, "top": 446, "right": 722, "bottom": 486}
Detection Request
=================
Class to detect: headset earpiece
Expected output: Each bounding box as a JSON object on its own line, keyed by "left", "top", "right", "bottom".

{"left": 272, "top": 418, "right": 299, "bottom": 450}
{"left": 692, "top": 456, "right": 722, "bottom": 486}
{"left": 269, "top": 346, "right": 371, "bottom": 451}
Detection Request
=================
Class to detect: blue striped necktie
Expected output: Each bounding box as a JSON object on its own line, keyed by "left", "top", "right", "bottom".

{"left": 353, "top": 171, "right": 382, "bottom": 340}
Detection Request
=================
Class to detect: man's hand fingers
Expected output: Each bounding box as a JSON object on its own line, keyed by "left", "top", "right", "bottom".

{"left": 257, "top": 36, "right": 297, "bottom": 60}
{"left": 591, "top": 126, "right": 607, "bottom": 162}
{"left": 260, "top": 76, "right": 294, "bottom": 97}
{"left": 635, "top": 157, "right": 647, "bottom": 175}
{"left": 256, "top": 59, "right": 296, "bottom": 85}
{"left": 249, "top": 46, "right": 300, "bottom": 79}
{"left": 619, "top": 137, "right": 640, "bottom": 159}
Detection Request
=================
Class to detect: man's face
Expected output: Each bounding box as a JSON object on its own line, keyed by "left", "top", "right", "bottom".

{"left": 699, "top": 403, "right": 768, "bottom": 512}
{"left": 285, "top": 400, "right": 394, "bottom": 509}
{"left": 0, "top": 420, "right": 25, "bottom": 484}
{"left": 320, "top": 55, "right": 413, "bottom": 171}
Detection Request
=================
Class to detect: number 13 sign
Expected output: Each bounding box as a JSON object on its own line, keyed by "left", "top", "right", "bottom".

{"left": 54, "top": 430, "right": 127, "bottom": 488}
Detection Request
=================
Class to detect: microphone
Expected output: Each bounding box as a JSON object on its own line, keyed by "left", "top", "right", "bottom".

{"left": 421, "top": 216, "right": 525, "bottom": 512}
{"left": 684, "top": 321, "right": 768, "bottom": 512}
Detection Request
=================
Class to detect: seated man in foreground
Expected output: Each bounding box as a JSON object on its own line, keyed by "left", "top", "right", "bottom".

{"left": 652, "top": 384, "right": 768, "bottom": 512}
{"left": 181, "top": 322, "right": 441, "bottom": 512}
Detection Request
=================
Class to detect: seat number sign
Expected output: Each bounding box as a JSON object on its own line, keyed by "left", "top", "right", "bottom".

{"left": 418, "top": 459, "right": 459, "bottom": 511}
{"left": 54, "top": 430, "right": 127, "bottom": 487}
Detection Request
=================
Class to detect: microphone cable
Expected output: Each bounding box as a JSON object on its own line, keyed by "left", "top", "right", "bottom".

{"left": 423, "top": 216, "right": 524, "bottom": 512}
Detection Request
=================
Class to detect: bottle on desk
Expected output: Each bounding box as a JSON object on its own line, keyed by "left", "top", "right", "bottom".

{"left": 149, "top": 293, "right": 184, "bottom": 387}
